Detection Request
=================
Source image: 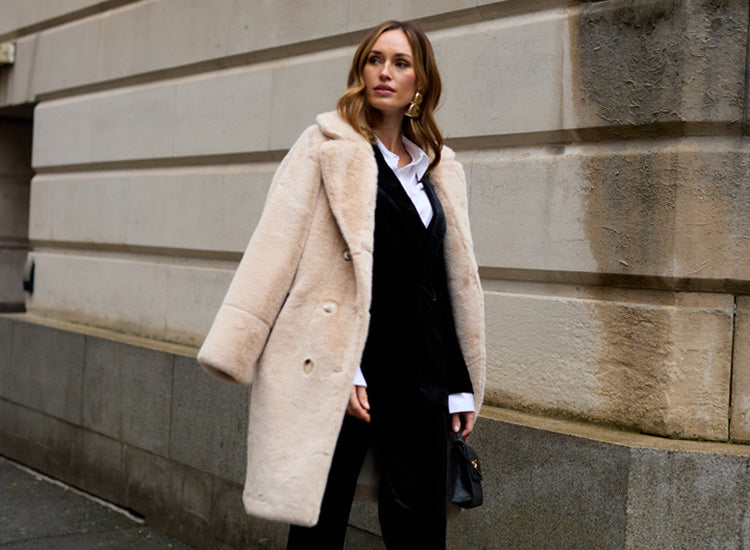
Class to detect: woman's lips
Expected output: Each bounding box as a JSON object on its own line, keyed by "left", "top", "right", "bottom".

{"left": 373, "top": 85, "right": 395, "bottom": 95}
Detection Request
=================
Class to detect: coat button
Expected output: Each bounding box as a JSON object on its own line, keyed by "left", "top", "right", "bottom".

{"left": 322, "top": 300, "right": 338, "bottom": 314}
{"left": 303, "top": 358, "right": 314, "bottom": 373}
{"left": 342, "top": 249, "right": 352, "bottom": 261}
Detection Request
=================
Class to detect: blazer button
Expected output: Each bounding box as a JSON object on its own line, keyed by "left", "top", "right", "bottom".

{"left": 342, "top": 249, "right": 352, "bottom": 261}
{"left": 303, "top": 358, "right": 314, "bottom": 374}
{"left": 322, "top": 300, "right": 338, "bottom": 314}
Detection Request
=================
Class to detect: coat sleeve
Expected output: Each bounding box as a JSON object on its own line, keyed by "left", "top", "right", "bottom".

{"left": 197, "top": 125, "right": 324, "bottom": 385}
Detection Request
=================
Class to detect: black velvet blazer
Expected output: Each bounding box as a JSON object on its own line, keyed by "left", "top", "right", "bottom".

{"left": 360, "top": 146, "right": 473, "bottom": 408}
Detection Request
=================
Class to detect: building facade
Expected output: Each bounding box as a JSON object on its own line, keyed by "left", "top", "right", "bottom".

{"left": 1, "top": 0, "right": 750, "bottom": 547}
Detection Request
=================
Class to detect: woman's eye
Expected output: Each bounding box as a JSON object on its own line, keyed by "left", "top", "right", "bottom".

{"left": 367, "top": 56, "right": 381, "bottom": 65}
{"left": 396, "top": 60, "right": 410, "bottom": 68}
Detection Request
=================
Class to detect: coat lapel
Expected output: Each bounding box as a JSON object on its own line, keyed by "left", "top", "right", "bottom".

{"left": 318, "top": 139, "right": 378, "bottom": 257}
{"left": 316, "top": 111, "right": 379, "bottom": 261}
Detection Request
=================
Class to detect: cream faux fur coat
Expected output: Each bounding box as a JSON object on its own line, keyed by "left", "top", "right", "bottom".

{"left": 198, "top": 111, "right": 486, "bottom": 527}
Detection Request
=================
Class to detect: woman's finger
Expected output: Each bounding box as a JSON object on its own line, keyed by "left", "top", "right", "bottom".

{"left": 346, "top": 386, "right": 371, "bottom": 422}
{"left": 461, "top": 412, "right": 475, "bottom": 441}
{"left": 356, "top": 385, "right": 370, "bottom": 411}
{"left": 451, "top": 413, "right": 461, "bottom": 434}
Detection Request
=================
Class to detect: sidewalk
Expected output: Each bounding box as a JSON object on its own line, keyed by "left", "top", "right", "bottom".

{"left": 0, "top": 456, "right": 194, "bottom": 549}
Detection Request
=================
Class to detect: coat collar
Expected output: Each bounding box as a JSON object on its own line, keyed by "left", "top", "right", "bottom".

{"left": 314, "top": 110, "right": 464, "bottom": 257}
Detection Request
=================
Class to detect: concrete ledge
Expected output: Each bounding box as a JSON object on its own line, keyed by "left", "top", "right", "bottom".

{"left": 2, "top": 314, "right": 750, "bottom": 548}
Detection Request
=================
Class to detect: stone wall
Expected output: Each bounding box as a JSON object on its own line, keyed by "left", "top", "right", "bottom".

{"left": 3, "top": 314, "right": 750, "bottom": 549}
{"left": 1, "top": 0, "right": 750, "bottom": 547}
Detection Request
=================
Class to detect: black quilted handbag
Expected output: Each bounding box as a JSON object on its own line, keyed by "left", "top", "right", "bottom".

{"left": 448, "top": 433, "right": 483, "bottom": 508}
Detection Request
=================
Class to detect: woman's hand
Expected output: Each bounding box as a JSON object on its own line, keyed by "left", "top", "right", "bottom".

{"left": 451, "top": 411, "right": 475, "bottom": 441}
{"left": 346, "top": 385, "right": 371, "bottom": 423}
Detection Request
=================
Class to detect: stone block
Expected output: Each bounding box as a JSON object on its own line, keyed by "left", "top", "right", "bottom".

{"left": 731, "top": 296, "right": 750, "bottom": 441}
{"left": 269, "top": 50, "right": 350, "bottom": 150}
{"left": 3, "top": 320, "right": 84, "bottom": 424}
{"left": 469, "top": 138, "right": 750, "bottom": 287}
{"left": 70, "top": 428, "right": 124, "bottom": 505}
{"left": 122, "top": 445, "right": 175, "bottom": 522}
{"left": 626, "top": 447, "right": 750, "bottom": 548}
{"left": 122, "top": 444, "right": 214, "bottom": 547}
{"left": 435, "top": 9, "right": 586, "bottom": 139}
{"left": 447, "top": 414, "right": 630, "bottom": 550}
{"left": 82, "top": 337, "right": 173, "bottom": 455}
{"left": 484, "top": 288, "right": 733, "bottom": 439}
{"left": 172, "top": 68, "right": 274, "bottom": 158}
{"left": 0, "top": 399, "right": 82, "bottom": 482}
{"left": 573, "top": 0, "right": 747, "bottom": 129}
{"left": 0, "top": 33, "right": 36, "bottom": 106}
{"left": 26, "top": 251, "right": 232, "bottom": 346}
{"left": 33, "top": 64, "right": 276, "bottom": 168}
{"left": 29, "top": 165, "right": 274, "bottom": 253}
{"left": 169, "top": 355, "right": 248, "bottom": 483}
{"left": 26, "top": 250, "right": 168, "bottom": 339}
{"left": 28, "top": 173, "right": 130, "bottom": 245}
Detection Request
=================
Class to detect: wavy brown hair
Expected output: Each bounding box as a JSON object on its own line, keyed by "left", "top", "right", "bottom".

{"left": 337, "top": 20, "right": 444, "bottom": 173}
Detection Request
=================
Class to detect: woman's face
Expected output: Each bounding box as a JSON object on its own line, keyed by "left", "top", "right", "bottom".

{"left": 362, "top": 29, "right": 418, "bottom": 117}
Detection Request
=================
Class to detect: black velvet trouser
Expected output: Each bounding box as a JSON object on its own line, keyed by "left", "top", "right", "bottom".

{"left": 287, "top": 396, "right": 450, "bottom": 550}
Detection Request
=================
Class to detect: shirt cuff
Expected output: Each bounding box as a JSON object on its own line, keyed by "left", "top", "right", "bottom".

{"left": 448, "top": 392, "right": 475, "bottom": 414}
{"left": 352, "top": 365, "right": 367, "bottom": 387}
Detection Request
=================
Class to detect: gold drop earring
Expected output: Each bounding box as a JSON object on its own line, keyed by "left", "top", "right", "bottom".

{"left": 405, "top": 91, "right": 423, "bottom": 118}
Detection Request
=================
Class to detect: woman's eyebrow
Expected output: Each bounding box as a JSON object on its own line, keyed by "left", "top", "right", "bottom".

{"left": 369, "top": 49, "right": 413, "bottom": 60}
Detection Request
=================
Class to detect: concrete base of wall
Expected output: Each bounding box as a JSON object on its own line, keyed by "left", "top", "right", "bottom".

{"left": 2, "top": 313, "right": 750, "bottom": 549}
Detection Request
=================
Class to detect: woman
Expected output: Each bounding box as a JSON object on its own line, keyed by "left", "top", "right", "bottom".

{"left": 198, "top": 20, "right": 485, "bottom": 550}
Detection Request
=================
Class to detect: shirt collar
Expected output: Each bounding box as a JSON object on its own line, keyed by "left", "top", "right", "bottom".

{"left": 375, "top": 136, "right": 429, "bottom": 182}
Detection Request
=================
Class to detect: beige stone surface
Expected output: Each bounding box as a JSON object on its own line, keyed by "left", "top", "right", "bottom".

{"left": 469, "top": 138, "right": 750, "bottom": 288}
{"left": 3, "top": 0, "right": 485, "bottom": 102}
{"left": 10, "top": 1, "right": 745, "bottom": 139}
{"left": 32, "top": 63, "right": 283, "bottom": 167}
{"left": 268, "top": 50, "right": 351, "bottom": 150}
{"left": 731, "top": 296, "right": 750, "bottom": 441}
{"left": 434, "top": 9, "right": 588, "bottom": 138}
{"left": 29, "top": 164, "right": 274, "bottom": 252}
{"left": 0, "top": 0, "right": 110, "bottom": 37}
{"left": 484, "top": 285, "right": 733, "bottom": 440}
{"left": 28, "top": 10, "right": 582, "bottom": 162}
{"left": 16, "top": 0, "right": 349, "bottom": 99}
{"left": 26, "top": 251, "right": 233, "bottom": 346}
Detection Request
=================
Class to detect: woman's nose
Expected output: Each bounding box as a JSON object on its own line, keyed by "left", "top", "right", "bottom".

{"left": 379, "top": 64, "right": 392, "bottom": 80}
